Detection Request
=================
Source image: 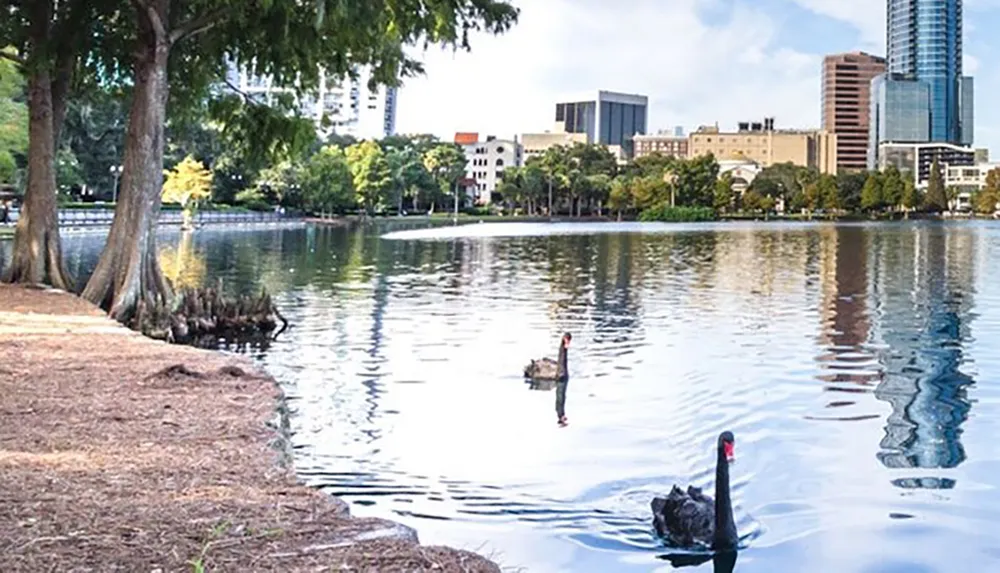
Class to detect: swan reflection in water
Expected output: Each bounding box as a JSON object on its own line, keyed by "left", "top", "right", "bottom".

{"left": 657, "top": 549, "right": 738, "bottom": 571}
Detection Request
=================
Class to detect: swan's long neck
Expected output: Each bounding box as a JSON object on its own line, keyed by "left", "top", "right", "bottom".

{"left": 713, "top": 447, "right": 738, "bottom": 550}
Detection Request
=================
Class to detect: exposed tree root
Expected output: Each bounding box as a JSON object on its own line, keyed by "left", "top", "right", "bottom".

{"left": 131, "top": 284, "right": 289, "bottom": 346}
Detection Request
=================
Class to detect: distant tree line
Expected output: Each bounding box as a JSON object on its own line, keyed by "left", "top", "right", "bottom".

{"left": 494, "top": 147, "right": 1000, "bottom": 221}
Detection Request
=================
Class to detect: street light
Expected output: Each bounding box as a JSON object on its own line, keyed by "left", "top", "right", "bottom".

{"left": 109, "top": 165, "right": 123, "bottom": 203}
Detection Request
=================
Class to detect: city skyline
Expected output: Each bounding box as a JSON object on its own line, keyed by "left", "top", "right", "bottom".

{"left": 393, "top": 1, "right": 1000, "bottom": 154}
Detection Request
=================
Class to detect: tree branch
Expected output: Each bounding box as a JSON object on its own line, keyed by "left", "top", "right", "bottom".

{"left": 223, "top": 79, "right": 252, "bottom": 103}
{"left": 132, "top": 0, "right": 167, "bottom": 41}
{"left": 170, "top": 8, "right": 228, "bottom": 44}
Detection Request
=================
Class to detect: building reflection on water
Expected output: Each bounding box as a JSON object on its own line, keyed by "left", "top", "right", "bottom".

{"left": 869, "top": 225, "right": 976, "bottom": 483}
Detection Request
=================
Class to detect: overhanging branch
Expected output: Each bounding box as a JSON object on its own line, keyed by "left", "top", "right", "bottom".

{"left": 224, "top": 79, "right": 251, "bottom": 103}
{"left": 170, "top": 8, "right": 228, "bottom": 44}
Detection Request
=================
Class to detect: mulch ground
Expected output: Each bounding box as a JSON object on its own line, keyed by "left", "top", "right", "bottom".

{"left": 0, "top": 284, "right": 500, "bottom": 572}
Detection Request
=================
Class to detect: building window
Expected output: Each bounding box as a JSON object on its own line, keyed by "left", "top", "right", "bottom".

{"left": 496, "top": 146, "right": 504, "bottom": 154}
{"left": 496, "top": 158, "right": 504, "bottom": 166}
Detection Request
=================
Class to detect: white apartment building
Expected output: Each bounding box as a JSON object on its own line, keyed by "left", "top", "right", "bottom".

{"left": 224, "top": 61, "right": 397, "bottom": 140}
{"left": 458, "top": 135, "right": 521, "bottom": 205}
{"left": 945, "top": 163, "right": 1000, "bottom": 191}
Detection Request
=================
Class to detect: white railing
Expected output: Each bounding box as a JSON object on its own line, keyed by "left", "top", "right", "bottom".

{"left": 5, "top": 208, "right": 293, "bottom": 227}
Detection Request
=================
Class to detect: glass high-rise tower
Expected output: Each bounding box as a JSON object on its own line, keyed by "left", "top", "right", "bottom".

{"left": 887, "top": 0, "right": 969, "bottom": 143}
{"left": 869, "top": 0, "right": 973, "bottom": 168}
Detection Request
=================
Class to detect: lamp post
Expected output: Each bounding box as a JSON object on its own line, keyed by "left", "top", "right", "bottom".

{"left": 109, "top": 165, "right": 123, "bottom": 203}
{"left": 547, "top": 175, "right": 552, "bottom": 218}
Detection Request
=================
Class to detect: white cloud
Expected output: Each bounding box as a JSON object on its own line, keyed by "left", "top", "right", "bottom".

{"left": 789, "top": 0, "right": 884, "bottom": 49}
{"left": 395, "top": 0, "right": 825, "bottom": 140}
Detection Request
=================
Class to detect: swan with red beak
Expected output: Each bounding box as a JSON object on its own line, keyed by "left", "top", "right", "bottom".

{"left": 651, "top": 431, "right": 739, "bottom": 551}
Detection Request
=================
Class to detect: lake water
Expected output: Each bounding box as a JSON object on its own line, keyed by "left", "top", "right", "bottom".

{"left": 5, "top": 220, "right": 1000, "bottom": 572}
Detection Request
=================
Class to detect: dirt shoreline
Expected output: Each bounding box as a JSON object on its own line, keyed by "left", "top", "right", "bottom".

{"left": 0, "top": 284, "right": 501, "bottom": 572}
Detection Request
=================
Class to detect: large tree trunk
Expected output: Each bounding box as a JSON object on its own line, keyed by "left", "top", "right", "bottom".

{"left": 3, "top": 0, "right": 73, "bottom": 289}
{"left": 3, "top": 70, "right": 72, "bottom": 289}
{"left": 82, "top": 9, "right": 171, "bottom": 322}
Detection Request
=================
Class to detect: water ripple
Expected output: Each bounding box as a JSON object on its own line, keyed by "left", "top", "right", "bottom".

{"left": 16, "top": 220, "right": 1000, "bottom": 572}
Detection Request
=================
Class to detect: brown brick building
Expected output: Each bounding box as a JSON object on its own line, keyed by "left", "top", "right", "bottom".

{"left": 821, "top": 52, "right": 886, "bottom": 172}
{"left": 632, "top": 133, "right": 689, "bottom": 158}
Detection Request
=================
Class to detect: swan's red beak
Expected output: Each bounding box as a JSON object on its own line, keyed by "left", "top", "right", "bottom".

{"left": 724, "top": 442, "right": 735, "bottom": 463}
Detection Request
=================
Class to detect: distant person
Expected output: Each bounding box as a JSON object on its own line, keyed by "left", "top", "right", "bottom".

{"left": 555, "top": 332, "right": 572, "bottom": 426}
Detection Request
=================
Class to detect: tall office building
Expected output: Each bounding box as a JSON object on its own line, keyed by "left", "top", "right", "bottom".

{"left": 822, "top": 52, "right": 886, "bottom": 172}
{"left": 553, "top": 90, "right": 648, "bottom": 147}
{"left": 886, "top": 0, "right": 971, "bottom": 144}
{"left": 223, "top": 61, "right": 397, "bottom": 140}
{"left": 870, "top": 0, "right": 973, "bottom": 166}
{"left": 869, "top": 0, "right": 973, "bottom": 168}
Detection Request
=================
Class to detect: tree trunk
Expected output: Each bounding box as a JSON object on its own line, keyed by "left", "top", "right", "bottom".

{"left": 181, "top": 204, "right": 194, "bottom": 230}
{"left": 411, "top": 191, "right": 419, "bottom": 213}
{"left": 82, "top": 11, "right": 172, "bottom": 322}
{"left": 3, "top": 0, "right": 73, "bottom": 289}
{"left": 3, "top": 70, "right": 72, "bottom": 289}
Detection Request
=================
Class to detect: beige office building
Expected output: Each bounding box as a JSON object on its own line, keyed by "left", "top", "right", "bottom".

{"left": 688, "top": 118, "right": 838, "bottom": 174}
{"left": 520, "top": 131, "right": 588, "bottom": 161}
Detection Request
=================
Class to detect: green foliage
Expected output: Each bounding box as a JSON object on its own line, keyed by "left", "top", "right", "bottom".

{"left": 818, "top": 174, "right": 840, "bottom": 211}
{"left": 671, "top": 153, "right": 718, "bottom": 207}
{"left": 713, "top": 173, "right": 735, "bottom": 212}
{"left": 55, "top": 148, "right": 83, "bottom": 192}
{"left": 346, "top": 140, "right": 393, "bottom": 213}
{"left": 207, "top": 96, "right": 318, "bottom": 173}
{"left": 975, "top": 168, "right": 1000, "bottom": 214}
{"left": 422, "top": 142, "right": 467, "bottom": 205}
{"left": 608, "top": 176, "right": 632, "bottom": 214}
{"left": 623, "top": 152, "right": 674, "bottom": 179}
{"left": 881, "top": 165, "right": 904, "bottom": 208}
{"left": 630, "top": 175, "right": 671, "bottom": 211}
{"left": 0, "top": 49, "right": 25, "bottom": 100}
{"left": 0, "top": 50, "right": 26, "bottom": 173}
{"left": 61, "top": 91, "right": 128, "bottom": 199}
{"left": 638, "top": 204, "right": 716, "bottom": 222}
{"left": 860, "top": 172, "right": 883, "bottom": 212}
{"left": 254, "top": 160, "right": 302, "bottom": 208}
{"left": 924, "top": 158, "right": 948, "bottom": 213}
{"left": 741, "top": 189, "right": 764, "bottom": 212}
{"left": 386, "top": 145, "right": 432, "bottom": 211}
{"left": 901, "top": 175, "right": 920, "bottom": 212}
{"left": 300, "top": 145, "right": 354, "bottom": 214}
{"left": 0, "top": 150, "right": 15, "bottom": 183}
{"left": 234, "top": 188, "right": 273, "bottom": 212}
{"left": 836, "top": 172, "right": 867, "bottom": 212}
{"left": 749, "top": 162, "right": 815, "bottom": 202}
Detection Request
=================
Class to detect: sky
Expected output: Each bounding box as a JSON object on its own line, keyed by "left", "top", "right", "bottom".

{"left": 394, "top": 0, "right": 1000, "bottom": 155}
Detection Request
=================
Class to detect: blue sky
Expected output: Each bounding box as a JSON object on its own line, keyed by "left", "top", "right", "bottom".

{"left": 395, "top": 0, "right": 1000, "bottom": 156}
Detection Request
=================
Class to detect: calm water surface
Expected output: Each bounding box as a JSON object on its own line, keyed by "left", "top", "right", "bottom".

{"left": 7, "top": 220, "right": 1000, "bottom": 572}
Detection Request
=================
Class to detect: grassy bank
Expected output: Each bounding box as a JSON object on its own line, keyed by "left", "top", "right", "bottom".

{"left": 0, "top": 285, "right": 500, "bottom": 572}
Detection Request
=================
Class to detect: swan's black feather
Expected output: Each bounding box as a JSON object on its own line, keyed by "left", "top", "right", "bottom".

{"left": 523, "top": 357, "right": 559, "bottom": 380}
{"left": 651, "top": 483, "right": 715, "bottom": 547}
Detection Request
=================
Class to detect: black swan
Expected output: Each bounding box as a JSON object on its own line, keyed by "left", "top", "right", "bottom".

{"left": 523, "top": 333, "right": 572, "bottom": 380}
{"left": 651, "top": 431, "right": 738, "bottom": 551}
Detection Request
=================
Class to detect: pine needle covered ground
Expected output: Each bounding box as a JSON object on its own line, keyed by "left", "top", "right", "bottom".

{"left": 0, "top": 284, "right": 499, "bottom": 572}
